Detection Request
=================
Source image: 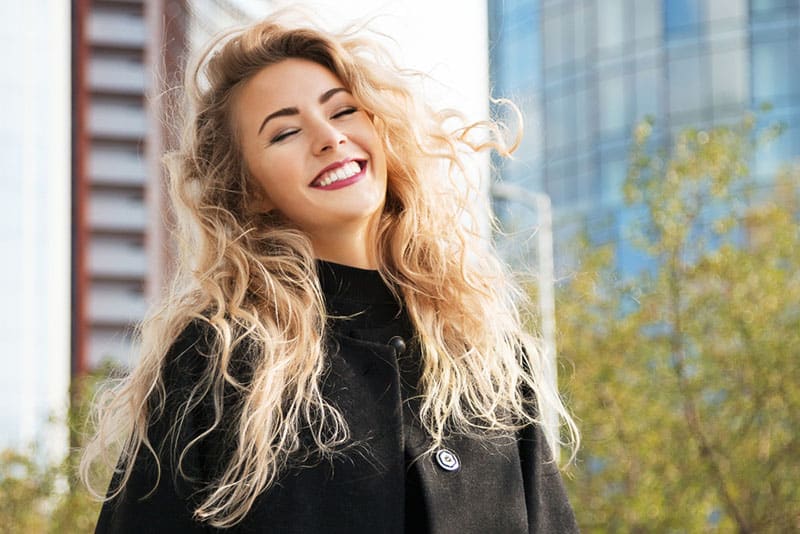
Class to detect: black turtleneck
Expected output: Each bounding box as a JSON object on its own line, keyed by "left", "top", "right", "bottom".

{"left": 317, "top": 259, "right": 409, "bottom": 336}
{"left": 316, "top": 260, "right": 430, "bottom": 533}
{"left": 317, "top": 260, "right": 422, "bottom": 394}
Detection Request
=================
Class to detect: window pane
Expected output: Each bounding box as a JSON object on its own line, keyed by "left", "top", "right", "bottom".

{"left": 752, "top": 39, "right": 795, "bottom": 102}
{"left": 597, "top": 0, "right": 624, "bottom": 51}
{"left": 546, "top": 92, "right": 574, "bottom": 151}
{"left": 89, "top": 190, "right": 146, "bottom": 232}
{"left": 599, "top": 72, "right": 626, "bottom": 134}
{"left": 90, "top": 144, "right": 145, "bottom": 185}
{"left": 636, "top": 68, "right": 660, "bottom": 121}
{"left": 711, "top": 47, "right": 747, "bottom": 107}
{"left": 635, "top": 0, "right": 660, "bottom": 45}
{"left": 572, "top": 1, "right": 588, "bottom": 62}
{"left": 669, "top": 53, "right": 708, "bottom": 115}
{"left": 575, "top": 153, "right": 594, "bottom": 202}
{"left": 575, "top": 86, "right": 591, "bottom": 145}
{"left": 89, "top": 53, "right": 146, "bottom": 93}
{"left": 546, "top": 159, "right": 570, "bottom": 206}
{"left": 89, "top": 330, "right": 137, "bottom": 368}
{"left": 88, "top": 282, "right": 147, "bottom": 325}
{"left": 665, "top": 0, "right": 702, "bottom": 39}
{"left": 90, "top": 98, "right": 147, "bottom": 138}
{"left": 491, "top": 1, "right": 540, "bottom": 90}
{"left": 708, "top": 0, "right": 746, "bottom": 21}
{"left": 89, "top": 236, "right": 146, "bottom": 278}
{"left": 543, "top": 10, "right": 565, "bottom": 70}
{"left": 89, "top": 7, "right": 146, "bottom": 47}
{"left": 752, "top": 0, "right": 800, "bottom": 14}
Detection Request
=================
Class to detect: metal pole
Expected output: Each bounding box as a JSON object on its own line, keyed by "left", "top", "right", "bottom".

{"left": 490, "top": 182, "right": 559, "bottom": 458}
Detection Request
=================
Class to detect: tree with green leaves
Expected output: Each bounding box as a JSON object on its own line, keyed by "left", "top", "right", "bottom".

{"left": 557, "top": 116, "right": 800, "bottom": 533}
{"left": 0, "top": 374, "right": 103, "bottom": 533}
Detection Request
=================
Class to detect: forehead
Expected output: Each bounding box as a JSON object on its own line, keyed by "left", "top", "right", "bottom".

{"left": 235, "top": 58, "right": 346, "bottom": 116}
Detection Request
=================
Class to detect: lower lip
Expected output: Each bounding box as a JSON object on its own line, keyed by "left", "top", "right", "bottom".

{"left": 311, "top": 164, "right": 367, "bottom": 191}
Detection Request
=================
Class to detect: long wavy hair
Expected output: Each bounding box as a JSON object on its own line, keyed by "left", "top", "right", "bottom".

{"left": 81, "top": 11, "right": 578, "bottom": 528}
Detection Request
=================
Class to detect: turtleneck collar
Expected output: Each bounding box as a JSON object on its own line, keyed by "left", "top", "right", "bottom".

{"left": 316, "top": 259, "right": 420, "bottom": 400}
{"left": 316, "top": 260, "right": 404, "bottom": 333}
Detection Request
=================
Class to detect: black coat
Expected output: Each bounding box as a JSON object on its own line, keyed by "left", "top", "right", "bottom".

{"left": 96, "top": 266, "right": 577, "bottom": 533}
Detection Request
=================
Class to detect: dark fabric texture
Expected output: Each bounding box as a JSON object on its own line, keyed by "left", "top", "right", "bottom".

{"left": 95, "top": 261, "right": 578, "bottom": 533}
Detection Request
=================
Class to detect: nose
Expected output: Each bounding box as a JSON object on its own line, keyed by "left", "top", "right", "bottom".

{"left": 312, "top": 120, "right": 347, "bottom": 155}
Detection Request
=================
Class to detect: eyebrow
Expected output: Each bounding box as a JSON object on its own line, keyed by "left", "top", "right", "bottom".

{"left": 257, "top": 87, "right": 350, "bottom": 135}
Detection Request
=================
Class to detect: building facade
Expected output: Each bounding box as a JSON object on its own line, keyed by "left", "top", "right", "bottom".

{"left": 489, "top": 0, "right": 800, "bottom": 273}
{"left": 72, "top": 0, "right": 270, "bottom": 375}
{"left": 73, "top": 0, "right": 184, "bottom": 374}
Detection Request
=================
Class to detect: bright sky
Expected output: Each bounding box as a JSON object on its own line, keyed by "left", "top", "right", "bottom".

{"left": 235, "top": 0, "right": 490, "bottom": 122}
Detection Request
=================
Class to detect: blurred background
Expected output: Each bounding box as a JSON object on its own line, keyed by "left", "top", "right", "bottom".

{"left": 1, "top": 0, "right": 797, "bottom": 531}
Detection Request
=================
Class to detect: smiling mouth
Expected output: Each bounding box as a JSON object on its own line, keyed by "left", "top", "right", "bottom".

{"left": 311, "top": 160, "right": 366, "bottom": 188}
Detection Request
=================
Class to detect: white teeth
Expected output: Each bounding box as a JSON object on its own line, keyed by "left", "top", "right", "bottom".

{"left": 316, "top": 161, "right": 362, "bottom": 187}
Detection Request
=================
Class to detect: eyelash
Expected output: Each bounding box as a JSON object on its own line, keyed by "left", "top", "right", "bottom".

{"left": 333, "top": 106, "right": 358, "bottom": 118}
{"left": 270, "top": 130, "right": 298, "bottom": 144}
{"left": 269, "top": 107, "right": 359, "bottom": 144}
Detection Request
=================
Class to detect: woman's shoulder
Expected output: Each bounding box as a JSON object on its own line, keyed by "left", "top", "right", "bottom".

{"left": 148, "top": 318, "right": 238, "bottom": 457}
{"left": 160, "top": 318, "right": 217, "bottom": 386}
{"left": 158, "top": 317, "right": 257, "bottom": 397}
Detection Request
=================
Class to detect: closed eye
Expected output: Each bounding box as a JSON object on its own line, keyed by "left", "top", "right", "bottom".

{"left": 270, "top": 129, "right": 299, "bottom": 144}
{"left": 332, "top": 107, "right": 358, "bottom": 119}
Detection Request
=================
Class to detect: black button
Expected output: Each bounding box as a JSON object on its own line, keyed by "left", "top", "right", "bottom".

{"left": 388, "top": 336, "right": 406, "bottom": 355}
{"left": 435, "top": 449, "right": 460, "bottom": 472}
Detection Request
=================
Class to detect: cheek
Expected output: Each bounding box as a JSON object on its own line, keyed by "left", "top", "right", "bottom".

{"left": 253, "top": 152, "right": 313, "bottom": 212}
{"left": 244, "top": 156, "right": 272, "bottom": 209}
{"left": 374, "top": 140, "right": 389, "bottom": 179}
{"left": 365, "top": 126, "right": 388, "bottom": 169}
{"left": 248, "top": 159, "right": 288, "bottom": 212}
{"left": 373, "top": 139, "right": 389, "bottom": 178}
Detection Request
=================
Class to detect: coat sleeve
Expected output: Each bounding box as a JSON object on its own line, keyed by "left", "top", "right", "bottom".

{"left": 95, "top": 322, "right": 220, "bottom": 534}
{"left": 518, "top": 417, "right": 579, "bottom": 533}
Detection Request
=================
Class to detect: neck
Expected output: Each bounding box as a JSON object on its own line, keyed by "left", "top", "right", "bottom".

{"left": 309, "top": 223, "right": 379, "bottom": 270}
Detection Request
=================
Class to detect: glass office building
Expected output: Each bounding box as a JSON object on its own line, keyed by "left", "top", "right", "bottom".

{"left": 488, "top": 0, "right": 800, "bottom": 273}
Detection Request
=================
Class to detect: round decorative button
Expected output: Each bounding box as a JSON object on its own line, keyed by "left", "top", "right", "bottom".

{"left": 435, "top": 448, "right": 460, "bottom": 472}
{"left": 388, "top": 336, "right": 407, "bottom": 356}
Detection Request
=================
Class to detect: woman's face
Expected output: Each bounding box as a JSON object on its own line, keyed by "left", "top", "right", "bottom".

{"left": 234, "top": 58, "right": 388, "bottom": 262}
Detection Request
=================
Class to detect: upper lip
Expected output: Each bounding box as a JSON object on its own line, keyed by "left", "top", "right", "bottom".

{"left": 311, "top": 158, "right": 365, "bottom": 185}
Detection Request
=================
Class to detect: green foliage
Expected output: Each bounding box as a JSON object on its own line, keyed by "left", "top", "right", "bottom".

{"left": 0, "top": 375, "right": 104, "bottom": 533}
{"left": 558, "top": 116, "right": 800, "bottom": 533}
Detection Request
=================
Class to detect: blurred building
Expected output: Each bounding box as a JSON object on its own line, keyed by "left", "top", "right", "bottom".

{"left": 74, "top": 0, "right": 180, "bottom": 374}
{"left": 489, "top": 0, "right": 800, "bottom": 273}
{"left": 72, "top": 0, "right": 270, "bottom": 376}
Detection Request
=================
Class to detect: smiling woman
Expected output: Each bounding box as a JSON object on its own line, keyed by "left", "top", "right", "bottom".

{"left": 81, "top": 10, "right": 579, "bottom": 533}
{"left": 236, "top": 58, "right": 388, "bottom": 268}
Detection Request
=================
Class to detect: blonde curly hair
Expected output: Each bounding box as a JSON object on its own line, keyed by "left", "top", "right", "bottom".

{"left": 81, "top": 10, "right": 578, "bottom": 528}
